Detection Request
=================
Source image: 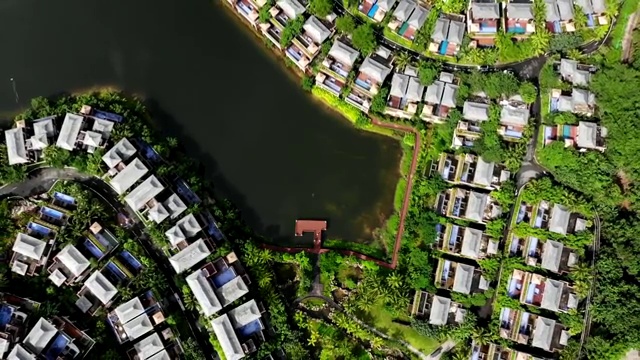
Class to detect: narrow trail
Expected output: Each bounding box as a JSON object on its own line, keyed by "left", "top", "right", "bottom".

{"left": 622, "top": 8, "right": 640, "bottom": 61}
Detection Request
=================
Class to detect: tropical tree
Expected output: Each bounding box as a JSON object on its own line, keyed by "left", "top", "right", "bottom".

{"left": 395, "top": 52, "right": 411, "bottom": 70}
{"left": 336, "top": 16, "right": 356, "bottom": 34}
{"left": 352, "top": 24, "right": 377, "bottom": 54}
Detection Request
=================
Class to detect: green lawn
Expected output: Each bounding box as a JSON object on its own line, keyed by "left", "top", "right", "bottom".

{"left": 383, "top": 27, "right": 414, "bottom": 49}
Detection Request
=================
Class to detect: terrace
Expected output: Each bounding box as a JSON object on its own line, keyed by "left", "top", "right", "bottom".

{"left": 436, "top": 153, "right": 460, "bottom": 182}
{"left": 471, "top": 342, "right": 515, "bottom": 360}
{"left": 107, "top": 292, "right": 165, "bottom": 344}
{"left": 508, "top": 235, "right": 525, "bottom": 257}
{"left": 439, "top": 224, "right": 498, "bottom": 259}
{"left": 288, "top": 16, "right": 331, "bottom": 70}
{"left": 261, "top": 0, "right": 305, "bottom": 48}
{"left": 499, "top": 102, "right": 530, "bottom": 140}
{"left": 499, "top": 307, "right": 519, "bottom": 340}
{"left": 234, "top": 0, "right": 267, "bottom": 25}
{"left": 468, "top": 1, "right": 501, "bottom": 36}
{"left": 545, "top": 0, "right": 575, "bottom": 33}
{"left": 314, "top": 72, "right": 347, "bottom": 96}
{"left": 10, "top": 233, "right": 52, "bottom": 276}
{"left": 47, "top": 244, "right": 91, "bottom": 287}
{"left": 345, "top": 90, "right": 373, "bottom": 112}
{"left": 429, "top": 16, "right": 466, "bottom": 56}
{"left": 507, "top": 269, "right": 527, "bottom": 300}
{"left": 523, "top": 236, "right": 543, "bottom": 266}
{"left": 515, "top": 201, "right": 534, "bottom": 224}
{"left": 359, "top": 0, "right": 396, "bottom": 22}
{"left": 411, "top": 292, "right": 466, "bottom": 326}
{"left": 39, "top": 206, "right": 69, "bottom": 227}
{"left": 422, "top": 72, "right": 459, "bottom": 121}
{"left": 435, "top": 259, "right": 489, "bottom": 294}
{"left": 506, "top": 2, "right": 535, "bottom": 35}
{"left": 532, "top": 201, "right": 550, "bottom": 229}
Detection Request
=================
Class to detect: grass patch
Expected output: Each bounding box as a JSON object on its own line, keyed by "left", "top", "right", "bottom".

{"left": 394, "top": 178, "right": 408, "bottom": 211}
{"left": 383, "top": 27, "right": 414, "bottom": 49}
{"left": 323, "top": 238, "right": 388, "bottom": 259}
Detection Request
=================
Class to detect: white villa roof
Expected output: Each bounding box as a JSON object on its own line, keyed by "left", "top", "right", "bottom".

{"left": 115, "top": 297, "right": 145, "bottom": 324}
{"left": 216, "top": 276, "right": 250, "bottom": 306}
{"left": 176, "top": 213, "right": 202, "bottom": 238}
{"left": 575, "top": 0, "right": 593, "bottom": 13}
{"left": 169, "top": 239, "right": 211, "bottom": 274}
{"left": 165, "top": 226, "right": 187, "bottom": 247}
{"left": 7, "top": 344, "right": 35, "bottom": 360}
{"left": 463, "top": 102, "right": 490, "bottom": 121}
{"left": 277, "top": 0, "right": 306, "bottom": 19}
{"left": 102, "top": 137, "right": 136, "bottom": 168}
{"left": 390, "top": 73, "right": 409, "bottom": 98}
{"left": 303, "top": 16, "right": 331, "bottom": 44}
{"left": 532, "top": 317, "right": 556, "bottom": 351}
{"left": 471, "top": 2, "right": 500, "bottom": 19}
{"left": 425, "top": 81, "right": 444, "bottom": 104}
{"left": 592, "top": 0, "right": 606, "bottom": 13}
{"left": 545, "top": 0, "right": 561, "bottom": 21}
{"left": 465, "top": 191, "right": 488, "bottom": 222}
{"left": 461, "top": 228, "right": 483, "bottom": 258}
{"left": 110, "top": 158, "right": 149, "bottom": 195}
{"left": 48, "top": 269, "right": 67, "bottom": 287}
{"left": 24, "top": 318, "right": 57, "bottom": 353}
{"left": 56, "top": 113, "right": 84, "bottom": 150}
{"left": 0, "top": 338, "right": 7, "bottom": 358}
{"left": 359, "top": 56, "right": 392, "bottom": 84}
{"left": 541, "top": 240, "right": 564, "bottom": 272}
{"left": 123, "top": 314, "right": 154, "bottom": 341}
{"left": 92, "top": 118, "right": 115, "bottom": 135}
{"left": 56, "top": 244, "right": 90, "bottom": 277}
{"left": 377, "top": 0, "right": 397, "bottom": 11}
{"left": 473, "top": 157, "right": 495, "bottom": 187}
{"left": 163, "top": 194, "right": 187, "bottom": 219}
{"left": 406, "top": 77, "right": 424, "bottom": 102}
{"left": 4, "top": 129, "right": 28, "bottom": 165}
{"left": 186, "top": 269, "right": 223, "bottom": 316}
{"left": 508, "top": 3, "right": 534, "bottom": 19}
{"left": 577, "top": 121, "right": 598, "bottom": 149}
{"left": 328, "top": 41, "right": 359, "bottom": 67}
{"left": 134, "top": 333, "right": 165, "bottom": 360}
{"left": 28, "top": 134, "right": 48, "bottom": 151}
{"left": 33, "top": 118, "right": 55, "bottom": 138}
{"left": 429, "top": 295, "right": 451, "bottom": 325}
{"left": 407, "top": 6, "right": 429, "bottom": 28}
{"left": 228, "top": 300, "right": 262, "bottom": 328}
{"left": 453, "top": 263, "right": 475, "bottom": 294}
{"left": 541, "top": 279, "right": 564, "bottom": 312}
{"left": 11, "top": 261, "right": 28, "bottom": 276}
{"left": 124, "top": 175, "right": 164, "bottom": 210}
{"left": 549, "top": 204, "right": 571, "bottom": 235}
{"left": 393, "top": 0, "right": 416, "bottom": 22}
{"left": 84, "top": 270, "right": 118, "bottom": 305}
{"left": 148, "top": 203, "right": 169, "bottom": 224}
{"left": 82, "top": 131, "right": 103, "bottom": 147}
{"left": 211, "top": 315, "right": 245, "bottom": 360}
{"left": 557, "top": 0, "right": 574, "bottom": 20}
{"left": 146, "top": 350, "right": 171, "bottom": 360}
{"left": 13, "top": 233, "right": 46, "bottom": 260}
{"left": 500, "top": 106, "right": 529, "bottom": 126}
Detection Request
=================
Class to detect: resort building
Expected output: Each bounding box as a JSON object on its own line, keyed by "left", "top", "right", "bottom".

{"left": 388, "top": 2, "right": 430, "bottom": 42}
{"left": 10, "top": 317, "right": 95, "bottom": 360}
{"left": 108, "top": 158, "right": 150, "bottom": 195}
{"left": 124, "top": 175, "right": 165, "bottom": 211}
{"left": 544, "top": 121, "right": 607, "bottom": 152}
{"left": 55, "top": 113, "right": 84, "bottom": 151}
{"left": 434, "top": 153, "right": 510, "bottom": 190}
{"left": 531, "top": 201, "right": 588, "bottom": 235}
{"left": 76, "top": 270, "right": 119, "bottom": 315}
{"left": 430, "top": 16, "right": 466, "bottom": 56}
{"left": 168, "top": 239, "right": 212, "bottom": 274}
{"left": 575, "top": 0, "right": 608, "bottom": 26}
{"left": 422, "top": 72, "right": 459, "bottom": 121}
{"left": 411, "top": 292, "right": 466, "bottom": 326}
{"left": 559, "top": 58, "right": 594, "bottom": 86}
{"left": 211, "top": 300, "right": 267, "bottom": 360}
{"left": 102, "top": 137, "right": 137, "bottom": 170}
{"left": 315, "top": 40, "right": 360, "bottom": 96}
{"left": 359, "top": 0, "right": 396, "bottom": 22}
{"left": 260, "top": 0, "right": 306, "bottom": 49}
{"left": 286, "top": 16, "right": 333, "bottom": 71}
{"left": 499, "top": 308, "right": 570, "bottom": 352}
{"left": 4, "top": 128, "right": 29, "bottom": 165}
{"left": 346, "top": 49, "right": 393, "bottom": 112}
{"left": 185, "top": 253, "right": 252, "bottom": 316}
{"left": 506, "top": 270, "right": 579, "bottom": 313}
{"left": 126, "top": 330, "right": 182, "bottom": 360}
{"left": 0, "top": 293, "right": 39, "bottom": 357}
{"left": 499, "top": 101, "right": 530, "bottom": 140}
{"left": 107, "top": 292, "right": 166, "bottom": 344}
{"left": 385, "top": 70, "right": 424, "bottom": 119}
{"left": 10, "top": 233, "right": 53, "bottom": 276}
{"left": 505, "top": 2, "right": 536, "bottom": 36}
{"left": 545, "top": 0, "right": 575, "bottom": 33}
{"left": 54, "top": 112, "right": 114, "bottom": 153}
{"left": 387, "top": 0, "right": 416, "bottom": 35}
{"left": 509, "top": 236, "right": 579, "bottom": 274}
{"left": 146, "top": 193, "right": 188, "bottom": 224}
{"left": 47, "top": 244, "right": 91, "bottom": 287}
{"left": 467, "top": 1, "right": 501, "bottom": 42}
{"left": 550, "top": 88, "right": 596, "bottom": 116}
{"left": 228, "top": 0, "right": 268, "bottom": 26}
{"left": 453, "top": 100, "right": 490, "bottom": 149}
{"left": 435, "top": 259, "right": 489, "bottom": 295}
{"left": 436, "top": 187, "right": 502, "bottom": 224}
{"left": 435, "top": 223, "right": 499, "bottom": 259}
{"left": 471, "top": 342, "right": 551, "bottom": 360}
{"left": 165, "top": 213, "right": 203, "bottom": 249}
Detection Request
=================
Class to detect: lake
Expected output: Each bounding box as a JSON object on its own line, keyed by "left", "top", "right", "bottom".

{"left": 0, "top": 0, "right": 402, "bottom": 246}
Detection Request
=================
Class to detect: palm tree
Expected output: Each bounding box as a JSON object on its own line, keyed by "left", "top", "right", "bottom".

{"left": 472, "top": 328, "right": 490, "bottom": 346}
{"left": 182, "top": 291, "right": 198, "bottom": 311}
{"left": 395, "top": 52, "right": 412, "bottom": 70}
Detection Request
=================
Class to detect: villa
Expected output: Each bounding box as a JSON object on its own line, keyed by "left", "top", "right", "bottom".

{"left": 228, "top": 0, "right": 268, "bottom": 26}
{"left": 260, "top": 0, "right": 306, "bottom": 49}
{"left": 499, "top": 308, "right": 570, "bottom": 352}
{"left": 0, "top": 293, "right": 39, "bottom": 358}
{"left": 8, "top": 317, "right": 95, "bottom": 360}
{"left": 146, "top": 193, "right": 188, "bottom": 224}
{"left": 531, "top": 201, "right": 588, "bottom": 235}
{"left": 543, "top": 121, "right": 607, "bottom": 151}
{"left": 545, "top": 0, "right": 575, "bottom": 33}
{"left": 436, "top": 223, "right": 499, "bottom": 259}
{"left": 467, "top": 1, "right": 501, "bottom": 43}
{"left": 286, "top": 16, "right": 332, "bottom": 71}
{"left": 165, "top": 213, "right": 204, "bottom": 249}
{"left": 47, "top": 244, "right": 91, "bottom": 287}
{"left": 559, "top": 58, "right": 594, "bottom": 86}
{"left": 102, "top": 137, "right": 137, "bottom": 170}
{"left": 385, "top": 70, "right": 424, "bottom": 119}
{"left": 550, "top": 88, "right": 596, "bottom": 116}
{"left": 126, "top": 330, "right": 182, "bottom": 360}
{"left": 507, "top": 270, "right": 579, "bottom": 313}
{"left": 210, "top": 299, "right": 267, "bottom": 360}
{"left": 388, "top": 2, "right": 430, "bottom": 42}
{"left": 435, "top": 259, "right": 489, "bottom": 294}
{"left": 430, "top": 16, "right": 466, "bottom": 56}
{"left": 452, "top": 101, "right": 490, "bottom": 149}
{"left": 55, "top": 113, "right": 116, "bottom": 153}
{"left": 345, "top": 50, "right": 393, "bottom": 112}
{"left": 411, "top": 292, "right": 466, "bottom": 326}
{"left": 315, "top": 40, "right": 360, "bottom": 96}
{"left": 499, "top": 100, "right": 530, "bottom": 140}
{"left": 422, "top": 72, "right": 459, "bottom": 121}
{"left": 471, "top": 342, "right": 549, "bottom": 360}
{"left": 124, "top": 175, "right": 165, "bottom": 211}
{"left": 107, "top": 292, "right": 166, "bottom": 344}
{"left": 434, "top": 152, "right": 510, "bottom": 190}
{"left": 108, "top": 158, "right": 150, "bottom": 195}
{"left": 359, "top": 0, "right": 397, "bottom": 22}
{"left": 10, "top": 233, "right": 54, "bottom": 276}
{"left": 509, "top": 235, "right": 579, "bottom": 273}
{"left": 436, "top": 187, "right": 502, "bottom": 224}
{"left": 169, "top": 238, "right": 213, "bottom": 274}
{"left": 575, "top": 0, "right": 608, "bottom": 26}
{"left": 505, "top": 2, "right": 535, "bottom": 35}
{"left": 4, "top": 116, "right": 57, "bottom": 165}
{"left": 76, "top": 270, "right": 119, "bottom": 315}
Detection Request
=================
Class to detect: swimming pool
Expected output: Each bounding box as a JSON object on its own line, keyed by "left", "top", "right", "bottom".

{"left": 53, "top": 192, "right": 76, "bottom": 206}
{"left": 120, "top": 251, "right": 143, "bottom": 271}
{"left": 83, "top": 239, "right": 104, "bottom": 259}
{"left": 28, "top": 222, "right": 53, "bottom": 236}
{"left": 41, "top": 207, "right": 64, "bottom": 220}
{"left": 238, "top": 319, "right": 263, "bottom": 336}
{"left": 106, "top": 261, "right": 128, "bottom": 280}
{"left": 211, "top": 268, "right": 236, "bottom": 288}
{"left": 0, "top": 305, "right": 14, "bottom": 328}
{"left": 44, "top": 334, "right": 70, "bottom": 360}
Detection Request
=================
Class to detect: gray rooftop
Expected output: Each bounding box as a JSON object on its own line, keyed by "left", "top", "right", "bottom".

{"left": 572, "top": 88, "right": 596, "bottom": 107}
{"left": 56, "top": 113, "right": 84, "bottom": 151}
{"left": 303, "top": 16, "right": 331, "bottom": 45}
{"left": 425, "top": 81, "right": 444, "bottom": 104}
{"left": 390, "top": 73, "right": 409, "bottom": 98}
{"left": 471, "top": 3, "right": 501, "bottom": 19}
{"left": 328, "top": 41, "right": 359, "bottom": 67}
{"left": 461, "top": 227, "right": 483, "bottom": 258}
{"left": 359, "top": 56, "right": 392, "bottom": 83}
{"left": 277, "top": 0, "right": 305, "bottom": 19}
{"left": 576, "top": 121, "right": 598, "bottom": 149}
{"left": 4, "top": 129, "right": 28, "bottom": 165}
{"left": 532, "top": 316, "right": 556, "bottom": 351}
{"left": 473, "top": 157, "right": 495, "bottom": 187}
{"left": 429, "top": 296, "right": 451, "bottom": 325}
{"left": 453, "top": 263, "right": 475, "bottom": 294}
{"left": 508, "top": 3, "right": 534, "bottom": 19}
{"left": 407, "top": 6, "right": 429, "bottom": 29}
{"left": 500, "top": 106, "right": 529, "bottom": 126}
{"left": 406, "top": 77, "right": 424, "bottom": 102}
{"left": 463, "top": 101, "right": 490, "bottom": 122}
{"left": 557, "top": 0, "right": 574, "bottom": 20}
{"left": 442, "top": 83, "right": 458, "bottom": 107}
{"left": 540, "top": 279, "right": 564, "bottom": 312}
{"left": 560, "top": 59, "right": 592, "bottom": 86}
{"left": 377, "top": 0, "right": 397, "bottom": 11}
{"left": 541, "top": 240, "right": 564, "bottom": 272}
{"left": 549, "top": 204, "right": 571, "bottom": 235}
{"left": 392, "top": 0, "right": 417, "bottom": 22}
{"left": 592, "top": 0, "right": 606, "bottom": 13}
{"left": 465, "top": 191, "right": 488, "bottom": 222}
{"left": 545, "top": 0, "right": 561, "bottom": 21}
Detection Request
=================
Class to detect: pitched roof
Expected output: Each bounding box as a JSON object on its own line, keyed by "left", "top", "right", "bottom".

{"left": 463, "top": 101, "right": 490, "bottom": 121}
{"left": 163, "top": 194, "right": 188, "bottom": 219}
{"left": 532, "top": 316, "right": 556, "bottom": 351}
{"left": 82, "top": 131, "right": 103, "bottom": 147}
{"left": 4, "top": 129, "right": 28, "bottom": 165}
{"left": 176, "top": 213, "right": 202, "bottom": 238}
{"left": 169, "top": 239, "right": 211, "bottom": 274}
{"left": 124, "top": 175, "right": 164, "bottom": 210}
{"left": 56, "top": 244, "right": 90, "bottom": 277}
{"left": 24, "top": 318, "right": 57, "bottom": 353}
{"left": 577, "top": 121, "right": 598, "bottom": 149}
{"left": 473, "top": 157, "right": 495, "bottom": 187}
{"left": 186, "top": 269, "right": 223, "bottom": 316}
{"left": 110, "top": 158, "right": 149, "bottom": 195}
{"left": 471, "top": 3, "right": 501, "bottom": 19}
{"left": 7, "top": 344, "right": 35, "bottom": 360}
{"left": 228, "top": 300, "right": 262, "bottom": 328}
{"left": 84, "top": 271, "right": 118, "bottom": 305}
{"left": 545, "top": 0, "right": 561, "bottom": 21}
{"left": 541, "top": 240, "right": 564, "bottom": 272}
{"left": 377, "top": 0, "right": 397, "bottom": 11}
{"left": 592, "top": 0, "right": 606, "bottom": 13}
{"left": 56, "top": 113, "right": 84, "bottom": 150}
{"left": 133, "top": 333, "right": 165, "bottom": 360}
{"left": 432, "top": 18, "right": 449, "bottom": 42}
{"left": 541, "top": 279, "right": 564, "bottom": 312}
{"left": 557, "top": 0, "right": 574, "bottom": 20}
{"left": 549, "top": 204, "right": 570, "bottom": 235}
{"left": 390, "top": 73, "right": 410, "bottom": 98}
{"left": 572, "top": 88, "right": 596, "bottom": 108}
{"left": 406, "top": 77, "right": 424, "bottom": 102}
{"left": 123, "top": 313, "right": 154, "bottom": 341}
{"left": 425, "top": 81, "right": 445, "bottom": 103}
{"left": 102, "top": 137, "right": 136, "bottom": 168}
{"left": 408, "top": 6, "right": 429, "bottom": 28}
{"left": 211, "top": 315, "right": 245, "bottom": 360}
{"left": 48, "top": 269, "right": 67, "bottom": 287}
{"left": 441, "top": 83, "right": 458, "bottom": 107}
{"left": 359, "top": 56, "right": 392, "bottom": 83}
{"left": 508, "top": 3, "right": 534, "bottom": 19}
{"left": 165, "top": 226, "right": 187, "bottom": 247}
{"left": 465, "top": 191, "right": 488, "bottom": 222}
{"left": 461, "top": 227, "right": 483, "bottom": 258}
{"left": 429, "top": 295, "right": 451, "bottom": 325}
{"left": 303, "top": 16, "right": 331, "bottom": 44}
{"left": 328, "top": 41, "right": 359, "bottom": 66}
{"left": 500, "top": 106, "right": 529, "bottom": 126}
{"left": 453, "top": 263, "right": 475, "bottom": 294}
{"left": 575, "top": 0, "right": 593, "bottom": 13}
{"left": 148, "top": 203, "right": 169, "bottom": 224}
{"left": 33, "top": 118, "right": 55, "bottom": 138}
{"left": 92, "top": 118, "right": 115, "bottom": 135}
{"left": 448, "top": 20, "right": 466, "bottom": 43}
{"left": 13, "top": 233, "right": 46, "bottom": 260}
{"left": 393, "top": 0, "right": 417, "bottom": 21}
{"left": 146, "top": 350, "right": 171, "bottom": 360}
{"left": 216, "top": 276, "right": 250, "bottom": 306}
{"left": 115, "top": 297, "right": 145, "bottom": 324}
{"left": 560, "top": 58, "right": 578, "bottom": 78}
{"left": 276, "top": 0, "right": 306, "bottom": 19}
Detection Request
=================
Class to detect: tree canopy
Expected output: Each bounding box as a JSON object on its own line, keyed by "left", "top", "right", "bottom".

{"left": 351, "top": 24, "right": 377, "bottom": 55}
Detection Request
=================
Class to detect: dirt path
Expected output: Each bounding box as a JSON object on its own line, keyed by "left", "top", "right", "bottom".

{"left": 622, "top": 9, "right": 639, "bottom": 61}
